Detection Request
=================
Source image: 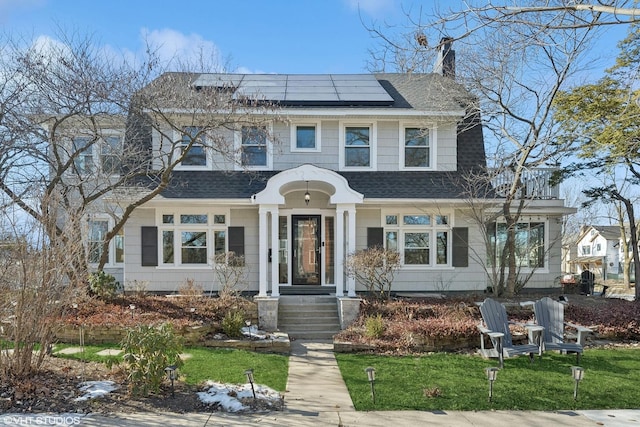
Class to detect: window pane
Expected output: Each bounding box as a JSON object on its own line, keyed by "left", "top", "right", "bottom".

{"left": 163, "top": 231, "right": 174, "bottom": 263}
{"left": 436, "top": 215, "right": 449, "bottom": 225}
{"left": 345, "top": 147, "right": 370, "bottom": 166}
{"left": 180, "top": 214, "right": 208, "bottom": 224}
{"left": 386, "top": 215, "right": 397, "bottom": 225}
{"left": 214, "top": 214, "right": 226, "bottom": 224}
{"left": 405, "top": 232, "right": 429, "bottom": 265}
{"left": 403, "top": 215, "right": 430, "bottom": 225}
{"left": 405, "top": 128, "right": 428, "bottom": 146}
{"left": 115, "top": 229, "right": 124, "bottom": 263}
{"left": 529, "top": 222, "right": 545, "bottom": 268}
{"left": 242, "top": 126, "right": 267, "bottom": 145}
{"left": 162, "top": 215, "right": 174, "bottom": 224}
{"left": 279, "top": 216, "right": 288, "bottom": 284}
{"left": 296, "top": 126, "right": 316, "bottom": 149}
{"left": 436, "top": 231, "right": 447, "bottom": 264}
{"left": 242, "top": 145, "right": 267, "bottom": 166}
{"left": 181, "top": 126, "right": 206, "bottom": 166}
{"left": 385, "top": 231, "right": 398, "bottom": 251}
{"left": 325, "top": 217, "right": 334, "bottom": 285}
{"left": 181, "top": 231, "right": 207, "bottom": 264}
{"left": 73, "top": 137, "right": 94, "bottom": 173}
{"left": 102, "top": 136, "right": 121, "bottom": 173}
{"left": 405, "top": 147, "right": 428, "bottom": 167}
{"left": 345, "top": 127, "right": 369, "bottom": 146}
{"left": 214, "top": 230, "right": 226, "bottom": 255}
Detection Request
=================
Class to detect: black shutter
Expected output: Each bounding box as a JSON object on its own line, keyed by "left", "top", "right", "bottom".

{"left": 228, "top": 226, "right": 245, "bottom": 257}
{"left": 367, "top": 227, "right": 384, "bottom": 248}
{"left": 452, "top": 227, "right": 468, "bottom": 267}
{"left": 141, "top": 226, "right": 158, "bottom": 266}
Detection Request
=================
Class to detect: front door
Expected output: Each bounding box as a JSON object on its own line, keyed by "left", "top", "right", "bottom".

{"left": 292, "top": 215, "right": 321, "bottom": 285}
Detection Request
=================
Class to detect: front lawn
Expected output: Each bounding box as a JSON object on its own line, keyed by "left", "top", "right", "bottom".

{"left": 53, "top": 343, "right": 289, "bottom": 392}
{"left": 336, "top": 347, "right": 640, "bottom": 411}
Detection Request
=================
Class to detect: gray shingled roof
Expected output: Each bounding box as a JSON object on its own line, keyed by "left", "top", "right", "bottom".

{"left": 131, "top": 72, "right": 487, "bottom": 200}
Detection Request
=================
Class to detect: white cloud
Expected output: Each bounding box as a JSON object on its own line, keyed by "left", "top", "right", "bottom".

{"left": 140, "top": 28, "right": 225, "bottom": 72}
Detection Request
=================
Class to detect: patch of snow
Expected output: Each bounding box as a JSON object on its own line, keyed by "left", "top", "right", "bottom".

{"left": 197, "top": 381, "right": 281, "bottom": 412}
{"left": 241, "top": 325, "right": 267, "bottom": 339}
{"left": 74, "top": 381, "right": 119, "bottom": 401}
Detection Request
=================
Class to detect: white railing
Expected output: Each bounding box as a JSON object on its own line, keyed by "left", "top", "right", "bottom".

{"left": 491, "top": 168, "right": 560, "bottom": 200}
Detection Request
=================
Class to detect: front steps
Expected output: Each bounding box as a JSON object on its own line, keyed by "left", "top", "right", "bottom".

{"left": 277, "top": 295, "right": 341, "bottom": 340}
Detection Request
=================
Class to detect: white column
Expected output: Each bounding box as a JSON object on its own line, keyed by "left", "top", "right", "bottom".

{"left": 270, "top": 208, "right": 280, "bottom": 297}
{"left": 347, "top": 206, "right": 357, "bottom": 297}
{"left": 335, "top": 207, "right": 346, "bottom": 297}
{"left": 258, "top": 207, "right": 269, "bottom": 297}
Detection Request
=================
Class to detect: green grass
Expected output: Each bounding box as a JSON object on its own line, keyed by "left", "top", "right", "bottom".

{"left": 179, "top": 347, "right": 288, "bottom": 391}
{"left": 52, "top": 343, "right": 288, "bottom": 392}
{"left": 335, "top": 348, "right": 640, "bottom": 411}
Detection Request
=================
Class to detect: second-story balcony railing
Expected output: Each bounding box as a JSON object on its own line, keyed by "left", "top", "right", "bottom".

{"left": 491, "top": 168, "right": 560, "bottom": 200}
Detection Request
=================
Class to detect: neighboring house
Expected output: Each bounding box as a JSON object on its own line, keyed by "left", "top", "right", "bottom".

{"left": 85, "top": 45, "right": 573, "bottom": 300}
{"left": 573, "top": 225, "right": 625, "bottom": 280}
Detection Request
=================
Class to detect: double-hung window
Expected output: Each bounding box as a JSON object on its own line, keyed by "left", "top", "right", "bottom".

{"left": 384, "top": 213, "right": 450, "bottom": 266}
{"left": 240, "top": 125, "right": 269, "bottom": 168}
{"left": 340, "top": 122, "right": 376, "bottom": 170}
{"left": 160, "top": 212, "right": 228, "bottom": 266}
{"left": 73, "top": 137, "right": 94, "bottom": 174}
{"left": 181, "top": 126, "right": 207, "bottom": 167}
{"left": 402, "top": 126, "right": 430, "bottom": 168}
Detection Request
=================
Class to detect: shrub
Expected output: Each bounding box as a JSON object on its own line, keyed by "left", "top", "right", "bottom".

{"left": 115, "top": 322, "right": 183, "bottom": 396}
{"left": 365, "top": 314, "right": 385, "bottom": 339}
{"left": 88, "top": 271, "right": 121, "bottom": 300}
{"left": 345, "top": 247, "right": 401, "bottom": 300}
{"left": 221, "top": 310, "right": 246, "bottom": 338}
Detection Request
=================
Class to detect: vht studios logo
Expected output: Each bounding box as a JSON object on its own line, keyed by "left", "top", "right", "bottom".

{"left": 2, "top": 415, "right": 81, "bottom": 425}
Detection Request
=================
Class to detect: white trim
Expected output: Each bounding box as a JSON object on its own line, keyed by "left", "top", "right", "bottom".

{"left": 398, "top": 121, "right": 437, "bottom": 171}
{"left": 290, "top": 120, "right": 321, "bottom": 153}
{"left": 154, "top": 107, "right": 466, "bottom": 118}
{"left": 338, "top": 121, "right": 377, "bottom": 171}
{"left": 233, "top": 123, "right": 273, "bottom": 171}
{"left": 382, "top": 210, "right": 454, "bottom": 268}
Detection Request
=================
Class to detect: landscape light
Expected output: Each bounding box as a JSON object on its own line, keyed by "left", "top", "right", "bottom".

{"left": 485, "top": 367, "right": 499, "bottom": 402}
{"left": 571, "top": 366, "right": 584, "bottom": 400}
{"left": 245, "top": 368, "right": 256, "bottom": 400}
{"left": 365, "top": 366, "right": 376, "bottom": 404}
{"left": 164, "top": 365, "right": 177, "bottom": 397}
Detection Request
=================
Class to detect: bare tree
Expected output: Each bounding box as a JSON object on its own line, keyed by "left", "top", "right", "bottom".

{"left": 0, "top": 192, "right": 81, "bottom": 380}
{"left": 365, "top": 2, "right": 620, "bottom": 296}
{"left": 0, "top": 30, "right": 281, "bottom": 284}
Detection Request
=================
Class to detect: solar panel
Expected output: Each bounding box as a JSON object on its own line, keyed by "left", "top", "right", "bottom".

{"left": 191, "top": 74, "right": 394, "bottom": 105}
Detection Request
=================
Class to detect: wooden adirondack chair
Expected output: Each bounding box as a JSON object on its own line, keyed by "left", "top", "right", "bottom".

{"left": 478, "top": 298, "right": 543, "bottom": 368}
{"left": 533, "top": 297, "right": 592, "bottom": 363}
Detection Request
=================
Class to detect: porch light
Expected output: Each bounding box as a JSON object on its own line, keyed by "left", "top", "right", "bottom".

{"left": 571, "top": 366, "right": 584, "bottom": 400}
{"left": 245, "top": 368, "right": 257, "bottom": 399}
{"left": 304, "top": 181, "right": 310, "bottom": 205}
{"left": 164, "top": 365, "right": 177, "bottom": 397}
{"left": 485, "top": 367, "right": 499, "bottom": 402}
{"left": 365, "top": 366, "right": 376, "bottom": 404}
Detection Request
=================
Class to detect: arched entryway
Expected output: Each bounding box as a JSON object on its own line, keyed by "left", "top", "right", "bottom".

{"left": 252, "top": 164, "right": 363, "bottom": 297}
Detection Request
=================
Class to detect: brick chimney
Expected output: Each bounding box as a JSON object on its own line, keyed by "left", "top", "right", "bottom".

{"left": 434, "top": 37, "right": 455, "bottom": 78}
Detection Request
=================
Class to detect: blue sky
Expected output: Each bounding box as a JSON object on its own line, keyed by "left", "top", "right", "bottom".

{"left": 1, "top": 0, "right": 412, "bottom": 74}
{"left": 1, "top": 0, "right": 628, "bottom": 75}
